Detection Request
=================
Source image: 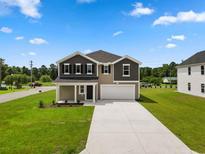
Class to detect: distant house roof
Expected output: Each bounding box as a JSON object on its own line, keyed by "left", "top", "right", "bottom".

{"left": 179, "top": 50, "right": 205, "bottom": 66}
{"left": 86, "top": 50, "right": 121, "bottom": 63}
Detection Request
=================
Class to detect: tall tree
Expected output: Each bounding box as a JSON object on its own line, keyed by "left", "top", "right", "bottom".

{"left": 49, "top": 64, "right": 57, "bottom": 80}
{"left": 0, "top": 58, "right": 5, "bottom": 84}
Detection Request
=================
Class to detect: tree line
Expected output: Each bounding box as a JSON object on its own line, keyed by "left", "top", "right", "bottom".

{"left": 0, "top": 58, "right": 57, "bottom": 87}
{"left": 140, "top": 62, "right": 178, "bottom": 85}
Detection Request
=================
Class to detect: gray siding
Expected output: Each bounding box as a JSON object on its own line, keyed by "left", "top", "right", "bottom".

{"left": 114, "top": 58, "right": 139, "bottom": 81}
{"left": 59, "top": 55, "right": 97, "bottom": 79}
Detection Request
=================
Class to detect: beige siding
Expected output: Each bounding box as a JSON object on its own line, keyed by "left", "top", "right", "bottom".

{"left": 98, "top": 65, "right": 114, "bottom": 99}
{"left": 59, "top": 86, "right": 74, "bottom": 100}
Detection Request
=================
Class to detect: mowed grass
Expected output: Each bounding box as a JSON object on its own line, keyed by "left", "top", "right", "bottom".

{"left": 0, "top": 90, "right": 94, "bottom": 154}
{"left": 140, "top": 88, "right": 205, "bottom": 153}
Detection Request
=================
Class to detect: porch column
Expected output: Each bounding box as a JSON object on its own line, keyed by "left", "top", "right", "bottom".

{"left": 93, "top": 84, "right": 95, "bottom": 103}
{"left": 56, "top": 85, "right": 60, "bottom": 102}
{"left": 74, "top": 85, "right": 77, "bottom": 103}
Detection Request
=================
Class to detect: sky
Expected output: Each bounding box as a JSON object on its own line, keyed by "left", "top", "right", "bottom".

{"left": 1, "top": 0, "right": 205, "bottom": 68}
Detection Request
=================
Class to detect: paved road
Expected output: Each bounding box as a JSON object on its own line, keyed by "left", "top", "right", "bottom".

{"left": 0, "top": 86, "right": 56, "bottom": 103}
{"left": 81, "top": 101, "right": 193, "bottom": 154}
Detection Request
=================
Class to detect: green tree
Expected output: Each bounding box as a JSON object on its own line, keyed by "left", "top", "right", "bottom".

{"left": 40, "top": 75, "right": 52, "bottom": 82}
{"left": 49, "top": 64, "right": 57, "bottom": 80}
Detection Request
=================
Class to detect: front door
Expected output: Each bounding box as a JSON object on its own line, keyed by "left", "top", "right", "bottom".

{"left": 86, "top": 86, "right": 93, "bottom": 100}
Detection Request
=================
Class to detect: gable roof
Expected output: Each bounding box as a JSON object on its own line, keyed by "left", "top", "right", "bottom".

{"left": 56, "top": 51, "right": 99, "bottom": 64}
{"left": 179, "top": 50, "right": 205, "bottom": 66}
{"left": 112, "top": 55, "right": 142, "bottom": 65}
{"left": 86, "top": 50, "right": 121, "bottom": 63}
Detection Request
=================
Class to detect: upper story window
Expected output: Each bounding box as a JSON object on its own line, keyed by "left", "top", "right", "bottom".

{"left": 201, "top": 65, "right": 204, "bottom": 75}
{"left": 188, "top": 67, "right": 191, "bottom": 75}
{"left": 188, "top": 83, "right": 191, "bottom": 91}
{"left": 64, "top": 63, "right": 70, "bottom": 74}
{"left": 201, "top": 84, "right": 205, "bottom": 93}
{"left": 87, "top": 64, "right": 93, "bottom": 75}
{"left": 102, "top": 65, "right": 111, "bottom": 74}
{"left": 75, "top": 63, "right": 81, "bottom": 74}
{"left": 123, "top": 64, "right": 130, "bottom": 77}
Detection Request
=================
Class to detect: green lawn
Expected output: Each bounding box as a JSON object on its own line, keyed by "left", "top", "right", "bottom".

{"left": 140, "top": 88, "right": 205, "bottom": 153}
{"left": 0, "top": 87, "right": 30, "bottom": 95}
{"left": 0, "top": 90, "right": 94, "bottom": 154}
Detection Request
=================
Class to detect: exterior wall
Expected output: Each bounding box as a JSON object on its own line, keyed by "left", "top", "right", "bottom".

{"left": 114, "top": 58, "right": 139, "bottom": 81}
{"left": 98, "top": 65, "right": 114, "bottom": 99}
{"left": 59, "top": 86, "right": 74, "bottom": 100}
{"left": 59, "top": 55, "right": 97, "bottom": 78}
{"left": 177, "top": 65, "right": 205, "bottom": 98}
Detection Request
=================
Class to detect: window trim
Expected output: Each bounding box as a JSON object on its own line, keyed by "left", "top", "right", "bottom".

{"left": 79, "top": 85, "right": 85, "bottom": 95}
{"left": 63, "top": 63, "right": 70, "bottom": 75}
{"left": 123, "top": 64, "right": 130, "bottom": 77}
{"left": 87, "top": 63, "right": 93, "bottom": 75}
{"left": 103, "top": 64, "right": 109, "bottom": 75}
{"left": 201, "top": 65, "right": 204, "bottom": 75}
{"left": 75, "top": 63, "right": 81, "bottom": 75}
{"left": 201, "top": 83, "right": 205, "bottom": 93}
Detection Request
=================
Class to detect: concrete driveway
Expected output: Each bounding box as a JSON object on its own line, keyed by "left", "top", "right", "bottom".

{"left": 81, "top": 101, "right": 193, "bottom": 154}
{"left": 0, "top": 86, "right": 56, "bottom": 103}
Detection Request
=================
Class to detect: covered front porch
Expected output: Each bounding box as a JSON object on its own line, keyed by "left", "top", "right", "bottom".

{"left": 56, "top": 82, "right": 98, "bottom": 103}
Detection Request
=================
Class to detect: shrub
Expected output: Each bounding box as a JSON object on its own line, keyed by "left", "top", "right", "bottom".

{"left": 29, "top": 82, "right": 42, "bottom": 87}
{"left": 39, "top": 100, "right": 44, "bottom": 108}
{"left": 40, "top": 75, "right": 52, "bottom": 82}
{"left": 0, "top": 87, "right": 8, "bottom": 90}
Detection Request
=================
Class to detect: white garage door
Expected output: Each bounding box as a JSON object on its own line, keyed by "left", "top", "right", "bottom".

{"left": 100, "top": 84, "right": 135, "bottom": 100}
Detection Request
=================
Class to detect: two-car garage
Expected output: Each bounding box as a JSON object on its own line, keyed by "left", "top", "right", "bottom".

{"left": 100, "top": 84, "right": 136, "bottom": 100}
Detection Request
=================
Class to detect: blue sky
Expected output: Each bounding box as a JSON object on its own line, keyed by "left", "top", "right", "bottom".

{"left": 1, "top": 0, "right": 205, "bottom": 68}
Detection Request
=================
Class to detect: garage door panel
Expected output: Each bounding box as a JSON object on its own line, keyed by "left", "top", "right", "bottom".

{"left": 100, "top": 84, "right": 135, "bottom": 100}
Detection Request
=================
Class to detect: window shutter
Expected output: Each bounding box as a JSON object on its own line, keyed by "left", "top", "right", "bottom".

{"left": 81, "top": 64, "right": 83, "bottom": 74}
{"left": 69, "top": 65, "right": 72, "bottom": 74}
{"left": 101, "top": 65, "right": 104, "bottom": 73}
{"left": 108, "top": 65, "right": 111, "bottom": 73}
{"left": 92, "top": 64, "right": 95, "bottom": 74}
{"left": 85, "top": 64, "right": 87, "bottom": 73}
{"left": 73, "top": 64, "right": 76, "bottom": 73}
{"left": 62, "top": 64, "right": 64, "bottom": 73}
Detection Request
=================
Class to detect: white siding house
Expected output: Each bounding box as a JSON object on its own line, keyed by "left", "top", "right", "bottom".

{"left": 177, "top": 51, "right": 205, "bottom": 98}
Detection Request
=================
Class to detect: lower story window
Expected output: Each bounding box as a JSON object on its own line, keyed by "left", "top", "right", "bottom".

{"left": 188, "top": 83, "right": 191, "bottom": 91}
{"left": 201, "top": 84, "right": 205, "bottom": 93}
{"left": 79, "top": 85, "right": 85, "bottom": 95}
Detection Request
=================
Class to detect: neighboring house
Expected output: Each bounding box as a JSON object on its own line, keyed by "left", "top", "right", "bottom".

{"left": 162, "top": 77, "right": 177, "bottom": 84}
{"left": 55, "top": 50, "right": 142, "bottom": 102}
{"left": 177, "top": 50, "right": 205, "bottom": 98}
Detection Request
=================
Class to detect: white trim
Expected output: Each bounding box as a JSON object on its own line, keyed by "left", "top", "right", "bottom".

{"left": 112, "top": 55, "right": 142, "bottom": 65}
{"left": 56, "top": 82, "right": 98, "bottom": 86}
{"left": 114, "top": 80, "right": 139, "bottom": 83}
{"left": 74, "top": 85, "right": 77, "bottom": 103}
{"left": 79, "top": 85, "right": 85, "bottom": 95}
{"left": 75, "top": 63, "right": 81, "bottom": 75}
{"left": 87, "top": 63, "right": 93, "bottom": 75}
{"left": 58, "top": 64, "right": 60, "bottom": 76}
{"left": 123, "top": 64, "right": 130, "bottom": 77}
{"left": 63, "top": 63, "right": 70, "bottom": 75}
{"left": 56, "top": 51, "right": 99, "bottom": 64}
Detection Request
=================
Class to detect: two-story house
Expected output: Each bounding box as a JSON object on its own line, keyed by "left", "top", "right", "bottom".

{"left": 177, "top": 50, "right": 205, "bottom": 98}
{"left": 55, "top": 50, "right": 142, "bottom": 103}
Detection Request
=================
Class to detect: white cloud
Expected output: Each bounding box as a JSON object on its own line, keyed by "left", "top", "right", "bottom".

{"left": 0, "top": 0, "right": 41, "bottom": 18}
{"left": 113, "top": 31, "right": 123, "bottom": 37}
{"left": 77, "top": 0, "right": 95, "bottom": 4}
{"left": 0, "top": 26, "right": 12, "bottom": 33}
{"left": 28, "top": 52, "right": 36, "bottom": 56}
{"left": 129, "top": 2, "right": 154, "bottom": 17}
{"left": 165, "top": 43, "right": 177, "bottom": 49}
{"left": 15, "top": 36, "right": 24, "bottom": 40}
{"left": 20, "top": 53, "right": 26, "bottom": 56}
{"left": 29, "top": 38, "right": 47, "bottom": 45}
{"left": 167, "top": 35, "right": 186, "bottom": 41}
{"left": 153, "top": 10, "right": 205, "bottom": 26}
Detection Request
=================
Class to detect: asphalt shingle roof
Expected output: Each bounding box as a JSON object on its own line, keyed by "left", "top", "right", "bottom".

{"left": 86, "top": 50, "right": 121, "bottom": 63}
{"left": 180, "top": 50, "right": 205, "bottom": 66}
